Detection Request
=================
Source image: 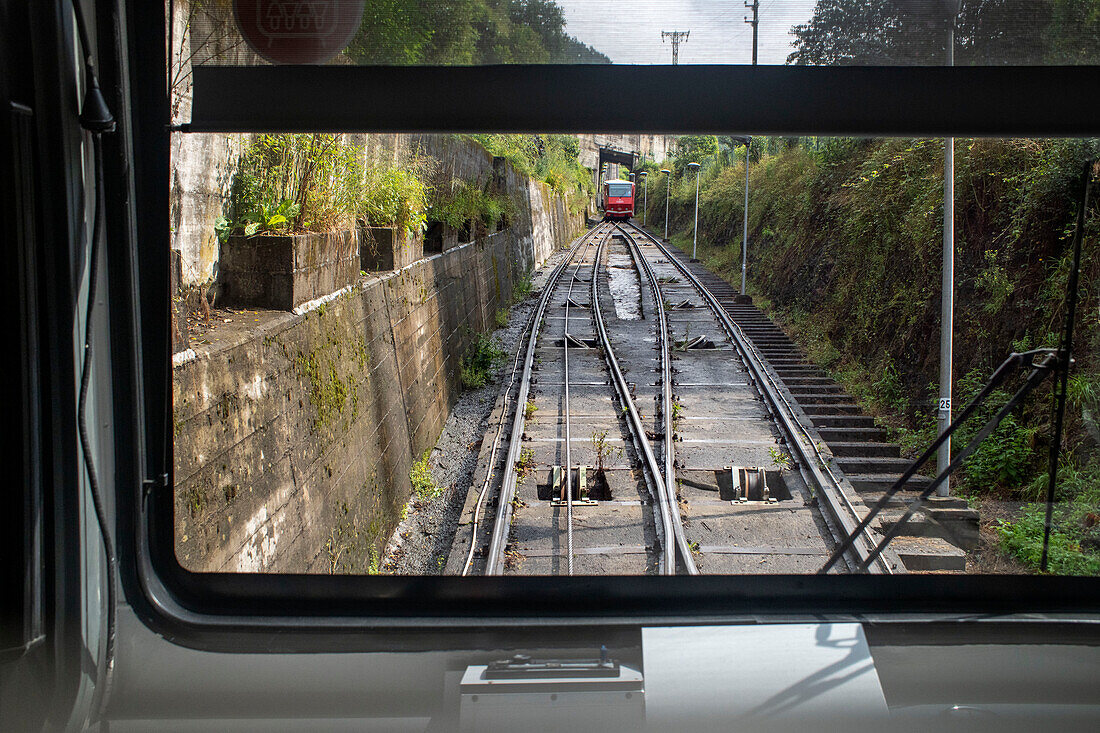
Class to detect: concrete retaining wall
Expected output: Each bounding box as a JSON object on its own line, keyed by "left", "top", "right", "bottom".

{"left": 174, "top": 187, "right": 582, "bottom": 573}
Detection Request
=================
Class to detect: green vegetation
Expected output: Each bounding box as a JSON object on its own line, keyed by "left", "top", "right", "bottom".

{"left": 512, "top": 272, "right": 534, "bottom": 301}
{"left": 789, "top": 0, "right": 1100, "bottom": 66}
{"left": 591, "top": 429, "right": 622, "bottom": 472}
{"left": 220, "top": 134, "right": 432, "bottom": 239}
{"left": 459, "top": 332, "right": 507, "bottom": 389}
{"left": 769, "top": 446, "right": 794, "bottom": 471}
{"left": 430, "top": 179, "right": 514, "bottom": 236}
{"left": 296, "top": 351, "right": 350, "bottom": 431}
{"left": 515, "top": 447, "right": 537, "bottom": 479}
{"left": 346, "top": 0, "right": 609, "bottom": 65}
{"left": 646, "top": 135, "right": 1100, "bottom": 574}
{"left": 471, "top": 134, "right": 593, "bottom": 200}
{"left": 524, "top": 399, "right": 538, "bottom": 421}
{"left": 410, "top": 451, "right": 441, "bottom": 499}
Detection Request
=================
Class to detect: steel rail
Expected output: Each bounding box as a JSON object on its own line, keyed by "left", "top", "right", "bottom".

{"left": 461, "top": 294, "right": 541, "bottom": 576}
{"left": 484, "top": 226, "right": 606, "bottom": 575}
{"left": 626, "top": 223, "right": 892, "bottom": 574}
{"left": 589, "top": 230, "right": 677, "bottom": 574}
{"left": 616, "top": 225, "right": 699, "bottom": 575}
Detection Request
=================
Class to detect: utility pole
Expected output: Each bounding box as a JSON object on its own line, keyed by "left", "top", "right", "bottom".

{"left": 744, "top": 0, "right": 759, "bottom": 65}
{"left": 661, "top": 30, "right": 689, "bottom": 65}
{"left": 938, "top": 1, "right": 962, "bottom": 494}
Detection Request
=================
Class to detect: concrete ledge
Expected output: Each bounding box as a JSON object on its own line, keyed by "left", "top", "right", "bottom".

{"left": 219, "top": 230, "right": 359, "bottom": 310}
{"left": 892, "top": 536, "right": 966, "bottom": 572}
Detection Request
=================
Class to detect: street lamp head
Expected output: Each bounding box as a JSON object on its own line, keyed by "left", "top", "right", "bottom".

{"left": 733, "top": 136, "right": 751, "bottom": 147}
{"left": 687, "top": 162, "right": 700, "bottom": 172}
{"left": 637, "top": 171, "right": 647, "bottom": 178}
{"left": 660, "top": 168, "right": 671, "bottom": 175}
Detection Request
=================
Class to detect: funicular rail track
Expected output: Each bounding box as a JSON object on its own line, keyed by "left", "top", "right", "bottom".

{"left": 620, "top": 222, "right": 893, "bottom": 574}
{"left": 473, "top": 223, "right": 682, "bottom": 576}
{"left": 461, "top": 221, "right": 894, "bottom": 576}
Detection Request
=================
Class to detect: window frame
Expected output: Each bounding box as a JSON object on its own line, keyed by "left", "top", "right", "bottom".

{"left": 117, "top": 2, "right": 1100, "bottom": 653}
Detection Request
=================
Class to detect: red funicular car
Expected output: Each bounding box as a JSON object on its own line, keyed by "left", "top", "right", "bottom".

{"left": 602, "top": 178, "right": 635, "bottom": 221}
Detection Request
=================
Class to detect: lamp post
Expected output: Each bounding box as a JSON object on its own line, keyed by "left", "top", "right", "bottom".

{"left": 687, "top": 162, "right": 701, "bottom": 260}
{"left": 938, "top": 1, "right": 962, "bottom": 493}
{"left": 733, "top": 136, "right": 751, "bottom": 294}
{"left": 660, "top": 168, "right": 671, "bottom": 240}
{"left": 638, "top": 171, "right": 648, "bottom": 226}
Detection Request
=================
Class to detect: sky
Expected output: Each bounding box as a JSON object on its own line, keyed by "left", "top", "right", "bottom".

{"left": 557, "top": 0, "right": 819, "bottom": 65}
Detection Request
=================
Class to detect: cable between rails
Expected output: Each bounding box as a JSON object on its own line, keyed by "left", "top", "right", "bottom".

{"left": 590, "top": 229, "right": 678, "bottom": 574}
{"left": 615, "top": 225, "right": 698, "bottom": 575}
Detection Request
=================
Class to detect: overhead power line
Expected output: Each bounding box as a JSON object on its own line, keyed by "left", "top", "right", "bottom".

{"left": 661, "top": 30, "right": 690, "bottom": 65}
{"left": 744, "top": 0, "right": 759, "bottom": 65}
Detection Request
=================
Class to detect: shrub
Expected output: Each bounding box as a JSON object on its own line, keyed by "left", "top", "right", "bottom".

{"left": 224, "top": 134, "right": 432, "bottom": 238}
{"left": 410, "top": 451, "right": 441, "bottom": 499}
{"left": 459, "top": 333, "right": 506, "bottom": 389}
{"left": 999, "top": 502, "right": 1100, "bottom": 575}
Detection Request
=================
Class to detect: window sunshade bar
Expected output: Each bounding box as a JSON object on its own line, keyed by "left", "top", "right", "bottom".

{"left": 190, "top": 64, "right": 1100, "bottom": 136}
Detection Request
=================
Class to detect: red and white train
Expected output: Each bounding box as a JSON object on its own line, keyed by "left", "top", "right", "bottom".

{"left": 601, "top": 178, "right": 635, "bottom": 221}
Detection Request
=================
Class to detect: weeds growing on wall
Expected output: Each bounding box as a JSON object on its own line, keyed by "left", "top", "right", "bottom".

{"left": 471, "top": 134, "right": 592, "bottom": 200}
{"left": 459, "top": 332, "right": 506, "bottom": 389}
{"left": 219, "top": 134, "right": 433, "bottom": 239}
{"left": 430, "top": 179, "right": 515, "bottom": 236}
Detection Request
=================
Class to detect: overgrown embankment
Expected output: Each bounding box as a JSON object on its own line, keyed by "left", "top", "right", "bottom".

{"left": 642, "top": 137, "right": 1100, "bottom": 574}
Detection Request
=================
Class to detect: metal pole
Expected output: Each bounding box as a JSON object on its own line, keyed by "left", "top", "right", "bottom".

{"left": 643, "top": 176, "right": 647, "bottom": 226}
{"left": 691, "top": 166, "right": 700, "bottom": 259}
{"left": 741, "top": 144, "right": 750, "bottom": 294}
{"left": 937, "top": 15, "right": 957, "bottom": 492}
{"left": 664, "top": 173, "right": 671, "bottom": 240}
{"left": 745, "top": 0, "right": 759, "bottom": 66}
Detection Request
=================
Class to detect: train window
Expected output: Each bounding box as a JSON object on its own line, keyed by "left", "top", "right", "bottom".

{"left": 145, "top": 1, "right": 1100, "bottom": 632}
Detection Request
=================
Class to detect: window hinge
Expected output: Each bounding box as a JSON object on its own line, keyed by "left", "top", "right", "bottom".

{"left": 142, "top": 473, "right": 168, "bottom": 508}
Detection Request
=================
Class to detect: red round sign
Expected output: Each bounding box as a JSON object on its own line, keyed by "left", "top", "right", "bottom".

{"left": 234, "top": 0, "right": 365, "bottom": 65}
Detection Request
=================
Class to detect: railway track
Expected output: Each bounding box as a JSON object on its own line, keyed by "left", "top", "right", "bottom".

{"left": 450, "top": 221, "right": 901, "bottom": 576}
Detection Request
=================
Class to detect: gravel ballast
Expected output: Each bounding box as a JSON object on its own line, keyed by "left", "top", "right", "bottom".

{"left": 382, "top": 249, "right": 569, "bottom": 575}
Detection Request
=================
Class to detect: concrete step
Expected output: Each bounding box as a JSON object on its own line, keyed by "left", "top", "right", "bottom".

{"left": 815, "top": 426, "right": 889, "bottom": 442}
{"left": 879, "top": 511, "right": 955, "bottom": 541}
{"left": 802, "top": 404, "right": 863, "bottom": 415}
{"left": 878, "top": 501, "right": 981, "bottom": 548}
{"left": 774, "top": 369, "right": 824, "bottom": 378}
{"left": 891, "top": 536, "right": 966, "bottom": 572}
{"left": 788, "top": 384, "right": 845, "bottom": 395}
{"left": 811, "top": 415, "right": 878, "bottom": 429}
{"left": 845, "top": 472, "right": 935, "bottom": 493}
{"left": 782, "top": 377, "right": 839, "bottom": 386}
{"left": 826, "top": 441, "right": 901, "bottom": 458}
{"left": 835, "top": 455, "right": 915, "bottom": 473}
{"left": 860, "top": 492, "right": 969, "bottom": 509}
{"left": 793, "top": 393, "right": 856, "bottom": 405}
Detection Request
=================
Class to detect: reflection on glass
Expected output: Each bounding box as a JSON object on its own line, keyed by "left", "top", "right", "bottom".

{"left": 176, "top": 1, "right": 1100, "bottom": 68}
